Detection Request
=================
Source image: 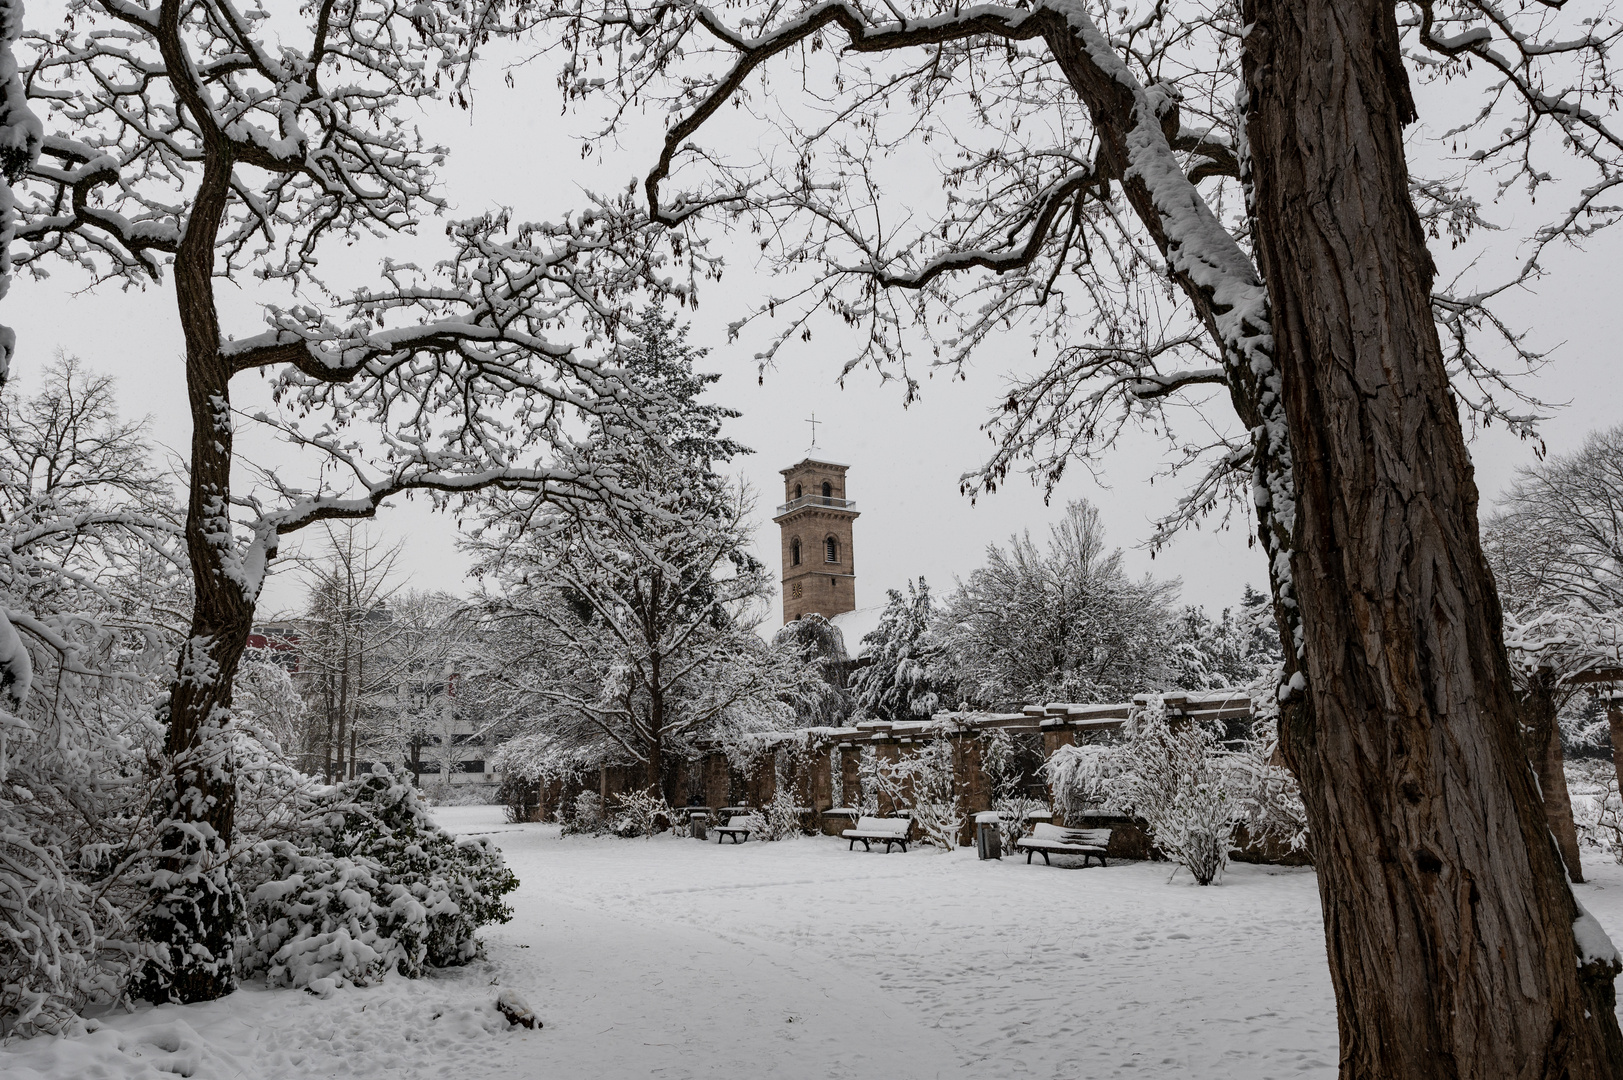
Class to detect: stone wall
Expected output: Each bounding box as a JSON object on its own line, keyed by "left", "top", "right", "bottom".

{"left": 516, "top": 723, "right": 1307, "bottom": 868}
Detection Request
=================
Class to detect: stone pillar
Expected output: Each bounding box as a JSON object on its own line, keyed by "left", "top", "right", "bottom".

{"left": 957, "top": 734, "right": 991, "bottom": 847}
{"left": 840, "top": 745, "right": 861, "bottom": 809}
{"left": 704, "top": 752, "right": 730, "bottom": 809}
{"left": 809, "top": 744, "right": 834, "bottom": 812}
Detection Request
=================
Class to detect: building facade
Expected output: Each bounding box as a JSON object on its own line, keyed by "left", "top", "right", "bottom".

{"left": 773, "top": 458, "right": 860, "bottom": 622}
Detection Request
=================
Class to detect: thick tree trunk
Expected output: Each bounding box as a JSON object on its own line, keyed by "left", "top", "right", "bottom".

{"left": 1523, "top": 674, "right": 1585, "bottom": 883}
{"left": 1609, "top": 700, "right": 1623, "bottom": 799}
{"left": 136, "top": 140, "right": 249, "bottom": 1003}
{"left": 1242, "top": 2, "right": 1623, "bottom": 1075}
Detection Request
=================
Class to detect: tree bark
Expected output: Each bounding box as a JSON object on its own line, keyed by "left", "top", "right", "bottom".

{"left": 1242, "top": 2, "right": 1623, "bottom": 1075}
{"left": 135, "top": 131, "right": 246, "bottom": 1002}
{"left": 1522, "top": 673, "right": 1585, "bottom": 883}
{"left": 1609, "top": 700, "right": 1623, "bottom": 800}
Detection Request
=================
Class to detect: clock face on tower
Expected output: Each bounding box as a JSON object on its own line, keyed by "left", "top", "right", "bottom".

{"left": 772, "top": 458, "right": 859, "bottom": 624}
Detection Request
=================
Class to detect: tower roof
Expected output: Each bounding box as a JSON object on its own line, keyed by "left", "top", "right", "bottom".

{"left": 779, "top": 457, "right": 850, "bottom": 475}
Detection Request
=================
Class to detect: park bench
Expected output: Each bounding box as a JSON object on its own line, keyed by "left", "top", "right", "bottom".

{"left": 1016, "top": 822, "right": 1112, "bottom": 867}
{"left": 841, "top": 816, "right": 912, "bottom": 853}
{"left": 714, "top": 814, "right": 765, "bottom": 843}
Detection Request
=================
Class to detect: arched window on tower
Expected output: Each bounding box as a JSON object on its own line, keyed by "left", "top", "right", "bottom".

{"left": 791, "top": 538, "right": 801, "bottom": 566}
{"left": 821, "top": 481, "right": 832, "bottom": 501}
{"left": 825, "top": 536, "right": 839, "bottom": 563}
{"left": 795, "top": 483, "right": 802, "bottom": 499}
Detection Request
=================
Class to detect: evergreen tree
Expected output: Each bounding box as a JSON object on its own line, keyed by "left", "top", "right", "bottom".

{"left": 851, "top": 578, "right": 951, "bottom": 722}
{"left": 470, "top": 309, "right": 810, "bottom": 798}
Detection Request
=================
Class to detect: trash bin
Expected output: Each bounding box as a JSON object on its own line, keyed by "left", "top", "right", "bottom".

{"left": 974, "top": 811, "right": 1002, "bottom": 860}
{"left": 689, "top": 811, "right": 709, "bottom": 841}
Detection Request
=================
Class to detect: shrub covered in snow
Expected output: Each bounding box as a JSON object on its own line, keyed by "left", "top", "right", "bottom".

{"left": 500, "top": 775, "right": 539, "bottom": 824}
{"left": 1104, "top": 709, "right": 1235, "bottom": 885}
{"left": 610, "top": 789, "right": 671, "bottom": 838}
{"left": 238, "top": 769, "right": 517, "bottom": 991}
{"left": 0, "top": 623, "right": 173, "bottom": 1035}
{"left": 560, "top": 791, "right": 607, "bottom": 836}
{"left": 1044, "top": 741, "right": 1120, "bottom": 823}
{"left": 760, "top": 785, "right": 803, "bottom": 841}
{"left": 992, "top": 795, "right": 1048, "bottom": 852}
{"left": 877, "top": 738, "right": 963, "bottom": 850}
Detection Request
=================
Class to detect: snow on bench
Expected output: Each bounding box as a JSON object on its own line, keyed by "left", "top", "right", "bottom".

{"left": 715, "top": 814, "right": 765, "bottom": 843}
{"left": 1016, "top": 822, "right": 1112, "bottom": 867}
{"left": 841, "top": 816, "right": 912, "bottom": 853}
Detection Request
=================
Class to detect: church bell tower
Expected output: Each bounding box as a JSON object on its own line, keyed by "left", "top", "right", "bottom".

{"left": 773, "top": 459, "right": 859, "bottom": 623}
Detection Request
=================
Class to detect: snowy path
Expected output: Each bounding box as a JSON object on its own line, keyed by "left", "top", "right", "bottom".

{"left": 10, "top": 805, "right": 1623, "bottom": 1079}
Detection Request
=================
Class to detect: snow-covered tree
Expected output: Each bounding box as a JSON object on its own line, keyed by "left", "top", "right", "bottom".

{"left": 1480, "top": 431, "right": 1623, "bottom": 886}
{"left": 939, "top": 502, "right": 1176, "bottom": 707}
{"left": 1486, "top": 426, "right": 1623, "bottom": 618}
{"left": 374, "top": 593, "right": 472, "bottom": 789}
{"left": 1166, "top": 586, "right": 1282, "bottom": 692}
{"left": 770, "top": 613, "right": 853, "bottom": 726}
{"left": 469, "top": 309, "right": 814, "bottom": 798}
{"left": 0, "top": 358, "right": 181, "bottom": 1033}
{"left": 532, "top": 0, "right": 1623, "bottom": 1060}
{"left": 13, "top": 0, "right": 694, "bottom": 1002}
{"left": 850, "top": 578, "right": 951, "bottom": 722}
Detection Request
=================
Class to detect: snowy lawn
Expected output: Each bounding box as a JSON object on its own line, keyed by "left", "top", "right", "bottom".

{"left": 11, "top": 806, "right": 1623, "bottom": 1079}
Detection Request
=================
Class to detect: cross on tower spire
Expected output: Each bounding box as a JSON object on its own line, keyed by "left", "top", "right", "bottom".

{"left": 806, "top": 412, "right": 820, "bottom": 449}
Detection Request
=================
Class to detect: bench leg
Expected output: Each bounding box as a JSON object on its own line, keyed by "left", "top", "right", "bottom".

{"left": 1027, "top": 849, "right": 1034, "bottom": 864}
{"left": 849, "top": 838, "right": 856, "bottom": 851}
{"left": 1040, "top": 850, "right": 1051, "bottom": 866}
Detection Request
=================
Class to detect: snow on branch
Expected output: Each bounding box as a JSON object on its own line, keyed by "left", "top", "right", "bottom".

{"left": 15, "top": 0, "right": 502, "bottom": 288}
{"left": 1504, "top": 607, "right": 1623, "bottom": 687}
{"left": 0, "top": 0, "right": 41, "bottom": 383}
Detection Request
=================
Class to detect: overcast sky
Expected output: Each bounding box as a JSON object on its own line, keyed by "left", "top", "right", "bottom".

{"left": 11, "top": 30, "right": 1621, "bottom": 627}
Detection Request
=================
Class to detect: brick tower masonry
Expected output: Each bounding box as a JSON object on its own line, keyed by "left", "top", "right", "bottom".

{"left": 773, "top": 459, "right": 859, "bottom": 623}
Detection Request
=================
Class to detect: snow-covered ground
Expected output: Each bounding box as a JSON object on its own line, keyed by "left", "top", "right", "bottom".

{"left": 10, "top": 807, "right": 1623, "bottom": 1079}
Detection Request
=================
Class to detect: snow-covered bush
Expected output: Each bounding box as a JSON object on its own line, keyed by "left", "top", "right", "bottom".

{"left": 992, "top": 795, "right": 1048, "bottom": 851}
{"left": 499, "top": 775, "right": 539, "bottom": 824}
{"left": 1045, "top": 741, "right": 1121, "bottom": 822}
{"left": 1219, "top": 689, "right": 1309, "bottom": 855}
{"left": 877, "top": 739, "right": 963, "bottom": 850}
{"left": 761, "top": 785, "right": 802, "bottom": 841}
{"left": 1111, "top": 711, "right": 1235, "bottom": 885}
{"left": 238, "top": 769, "right": 517, "bottom": 991}
{"left": 758, "top": 742, "right": 808, "bottom": 841}
{"left": 561, "top": 791, "right": 606, "bottom": 836}
{"left": 611, "top": 789, "right": 671, "bottom": 838}
{"left": 0, "top": 738, "right": 155, "bottom": 1035}
{"left": 0, "top": 619, "right": 174, "bottom": 1034}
